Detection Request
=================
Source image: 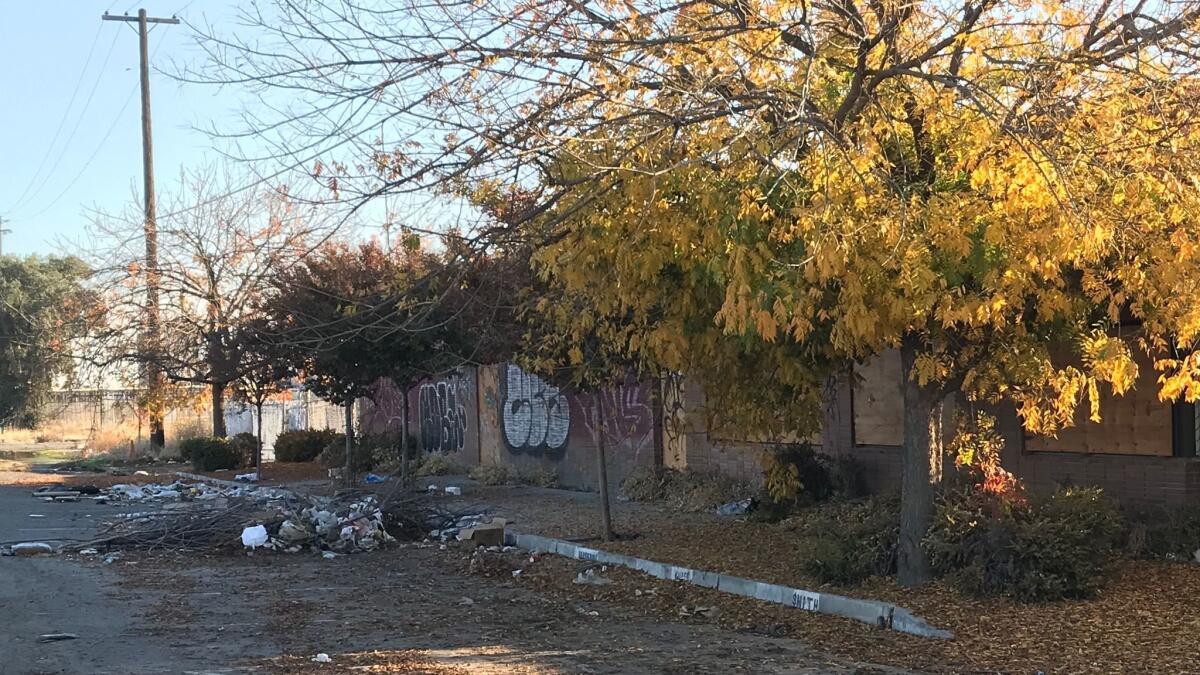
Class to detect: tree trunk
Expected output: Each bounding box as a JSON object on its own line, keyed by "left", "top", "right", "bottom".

{"left": 344, "top": 399, "right": 355, "bottom": 487}
{"left": 897, "top": 334, "right": 944, "bottom": 586}
{"left": 254, "top": 401, "right": 264, "bottom": 479}
{"left": 212, "top": 382, "right": 227, "bottom": 438}
{"left": 596, "top": 393, "right": 614, "bottom": 542}
{"left": 400, "top": 398, "right": 410, "bottom": 487}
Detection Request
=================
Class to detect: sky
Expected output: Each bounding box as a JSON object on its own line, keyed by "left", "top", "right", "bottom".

{"left": 0, "top": 1, "right": 249, "bottom": 256}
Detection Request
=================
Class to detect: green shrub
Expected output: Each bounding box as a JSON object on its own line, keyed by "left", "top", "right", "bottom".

{"left": 620, "top": 466, "right": 672, "bottom": 501}
{"left": 620, "top": 467, "right": 749, "bottom": 512}
{"left": 359, "top": 431, "right": 418, "bottom": 471}
{"left": 469, "top": 465, "right": 511, "bottom": 486}
{"left": 925, "top": 486, "right": 1123, "bottom": 601}
{"left": 762, "top": 443, "right": 833, "bottom": 506}
{"left": 183, "top": 437, "right": 242, "bottom": 471}
{"left": 517, "top": 467, "right": 560, "bottom": 488}
{"left": 1125, "top": 504, "right": 1200, "bottom": 560}
{"left": 229, "top": 432, "right": 259, "bottom": 465}
{"left": 274, "top": 429, "right": 339, "bottom": 463}
{"left": 799, "top": 496, "right": 899, "bottom": 585}
{"left": 415, "top": 453, "right": 467, "bottom": 477}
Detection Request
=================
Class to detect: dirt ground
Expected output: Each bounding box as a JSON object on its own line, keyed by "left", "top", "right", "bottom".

{"left": 9, "top": 452, "right": 1200, "bottom": 674}
{"left": 427, "top": 482, "right": 1200, "bottom": 675}
{"left": 0, "top": 454, "right": 894, "bottom": 675}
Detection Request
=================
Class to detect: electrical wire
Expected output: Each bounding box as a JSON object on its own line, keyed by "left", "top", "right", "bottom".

{"left": 9, "top": 28, "right": 123, "bottom": 215}
{"left": 17, "top": 28, "right": 172, "bottom": 223}
{"left": 4, "top": 23, "right": 105, "bottom": 214}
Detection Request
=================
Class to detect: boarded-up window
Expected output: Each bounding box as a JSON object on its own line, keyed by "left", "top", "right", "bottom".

{"left": 853, "top": 350, "right": 904, "bottom": 446}
{"left": 1025, "top": 348, "right": 1173, "bottom": 457}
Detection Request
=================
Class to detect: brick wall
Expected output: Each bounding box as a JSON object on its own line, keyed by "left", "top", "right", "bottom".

{"left": 820, "top": 371, "right": 1200, "bottom": 506}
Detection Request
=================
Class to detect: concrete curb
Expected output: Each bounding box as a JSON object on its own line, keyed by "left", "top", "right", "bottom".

{"left": 174, "top": 472, "right": 244, "bottom": 489}
{"left": 505, "top": 531, "right": 952, "bottom": 640}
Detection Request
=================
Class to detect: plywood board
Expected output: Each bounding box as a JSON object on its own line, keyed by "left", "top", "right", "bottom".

{"left": 1026, "top": 347, "right": 1173, "bottom": 457}
{"left": 853, "top": 349, "right": 904, "bottom": 447}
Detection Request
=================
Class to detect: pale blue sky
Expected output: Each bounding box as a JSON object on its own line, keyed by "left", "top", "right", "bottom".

{"left": 0, "top": 1, "right": 247, "bottom": 256}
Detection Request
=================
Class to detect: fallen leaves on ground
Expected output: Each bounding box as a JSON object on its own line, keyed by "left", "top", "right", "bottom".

{"left": 464, "top": 486, "right": 1200, "bottom": 674}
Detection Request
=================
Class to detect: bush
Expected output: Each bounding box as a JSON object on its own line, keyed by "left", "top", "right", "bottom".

{"left": 758, "top": 444, "right": 867, "bottom": 517}
{"left": 182, "top": 437, "right": 242, "bottom": 471}
{"left": 274, "top": 429, "right": 339, "bottom": 463}
{"left": 1128, "top": 505, "right": 1200, "bottom": 560}
{"left": 799, "top": 496, "right": 899, "bottom": 585}
{"left": 229, "top": 432, "right": 259, "bottom": 466}
{"left": 415, "top": 453, "right": 467, "bottom": 477}
{"left": 359, "top": 431, "right": 419, "bottom": 471}
{"left": 517, "top": 467, "right": 560, "bottom": 488}
{"left": 620, "top": 467, "right": 749, "bottom": 512}
{"left": 925, "top": 486, "right": 1124, "bottom": 601}
{"left": 470, "top": 465, "right": 511, "bottom": 486}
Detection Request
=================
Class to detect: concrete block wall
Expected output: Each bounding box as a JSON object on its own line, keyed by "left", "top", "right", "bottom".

{"left": 367, "top": 364, "right": 660, "bottom": 490}
{"left": 365, "top": 365, "right": 1200, "bottom": 507}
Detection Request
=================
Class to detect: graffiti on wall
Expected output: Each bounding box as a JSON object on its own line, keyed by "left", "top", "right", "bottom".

{"left": 419, "top": 378, "right": 469, "bottom": 454}
{"left": 580, "top": 384, "right": 655, "bottom": 459}
{"left": 501, "top": 364, "right": 570, "bottom": 453}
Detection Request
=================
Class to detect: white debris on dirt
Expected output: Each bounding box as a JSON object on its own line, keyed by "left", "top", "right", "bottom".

{"left": 1, "top": 542, "right": 55, "bottom": 556}
{"left": 56, "top": 478, "right": 463, "bottom": 558}
{"left": 241, "top": 525, "right": 269, "bottom": 549}
{"left": 311, "top": 653, "right": 332, "bottom": 663}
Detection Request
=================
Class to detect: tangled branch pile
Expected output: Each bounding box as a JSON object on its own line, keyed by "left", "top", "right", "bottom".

{"left": 65, "top": 481, "right": 465, "bottom": 555}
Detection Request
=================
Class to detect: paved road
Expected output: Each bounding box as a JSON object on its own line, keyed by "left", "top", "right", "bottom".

{"left": 0, "top": 486, "right": 235, "bottom": 675}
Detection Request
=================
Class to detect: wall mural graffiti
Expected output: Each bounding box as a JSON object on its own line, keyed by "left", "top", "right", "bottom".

{"left": 419, "top": 378, "right": 469, "bottom": 454}
{"left": 580, "top": 384, "right": 655, "bottom": 459}
{"left": 501, "top": 364, "right": 570, "bottom": 453}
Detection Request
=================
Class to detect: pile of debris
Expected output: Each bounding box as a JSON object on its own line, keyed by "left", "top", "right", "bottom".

{"left": 52, "top": 479, "right": 460, "bottom": 556}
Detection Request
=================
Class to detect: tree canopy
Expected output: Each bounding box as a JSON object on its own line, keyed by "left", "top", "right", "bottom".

{"left": 0, "top": 256, "right": 97, "bottom": 428}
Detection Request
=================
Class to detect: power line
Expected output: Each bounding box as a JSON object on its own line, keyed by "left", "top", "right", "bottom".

{"left": 9, "top": 28, "right": 123, "bottom": 215}
{"left": 16, "top": 26, "right": 174, "bottom": 223}
{"left": 4, "top": 24, "right": 106, "bottom": 214}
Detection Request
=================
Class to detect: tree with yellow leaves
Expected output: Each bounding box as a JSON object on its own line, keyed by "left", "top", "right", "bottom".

{"left": 196, "top": 0, "right": 1200, "bottom": 584}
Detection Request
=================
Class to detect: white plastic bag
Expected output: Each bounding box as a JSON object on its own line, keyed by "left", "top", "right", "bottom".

{"left": 241, "top": 524, "right": 269, "bottom": 548}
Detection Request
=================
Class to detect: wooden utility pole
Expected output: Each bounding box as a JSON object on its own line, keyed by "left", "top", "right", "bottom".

{"left": 0, "top": 217, "right": 11, "bottom": 256}
{"left": 102, "top": 10, "right": 179, "bottom": 449}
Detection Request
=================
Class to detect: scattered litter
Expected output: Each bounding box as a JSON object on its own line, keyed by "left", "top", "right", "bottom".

{"left": 512, "top": 569, "right": 523, "bottom": 577}
{"left": 635, "top": 588, "right": 658, "bottom": 597}
{"left": 241, "top": 525, "right": 269, "bottom": 549}
{"left": 28, "top": 514, "right": 45, "bottom": 518}
{"left": 79, "top": 548, "right": 99, "bottom": 555}
{"left": 12, "top": 542, "right": 54, "bottom": 556}
{"left": 363, "top": 473, "right": 386, "bottom": 484}
{"left": 311, "top": 653, "right": 332, "bottom": 663}
{"left": 457, "top": 518, "right": 507, "bottom": 547}
{"left": 679, "top": 604, "right": 720, "bottom": 619}
{"left": 102, "top": 553, "right": 121, "bottom": 565}
{"left": 133, "top": 470, "right": 150, "bottom": 476}
{"left": 38, "top": 633, "right": 79, "bottom": 643}
{"left": 427, "top": 484, "right": 439, "bottom": 493}
{"left": 715, "top": 498, "right": 753, "bottom": 517}
{"left": 234, "top": 472, "right": 258, "bottom": 482}
{"left": 445, "top": 486, "right": 462, "bottom": 496}
{"left": 322, "top": 551, "right": 338, "bottom": 560}
{"left": 458, "top": 596, "right": 475, "bottom": 606}
{"left": 574, "top": 567, "right": 614, "bottom": 586}
{"left": 31, "top": 488, "right": 81, "bottom": 500}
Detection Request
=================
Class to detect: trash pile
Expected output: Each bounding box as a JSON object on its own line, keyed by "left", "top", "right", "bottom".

{"left": 50, "top": 479, "right": 459, "bottom": 556}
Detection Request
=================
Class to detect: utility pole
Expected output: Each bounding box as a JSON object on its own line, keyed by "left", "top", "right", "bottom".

{"left": 0, "top": 217, "right": 11, "bottom": 256}
{"left": 102, "top": 10, "right": 179, "bottom": 450}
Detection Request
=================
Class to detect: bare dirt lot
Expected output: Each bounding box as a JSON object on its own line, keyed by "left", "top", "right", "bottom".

{"left": 0, "top": 456, "right": 895, "bottom": 675}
